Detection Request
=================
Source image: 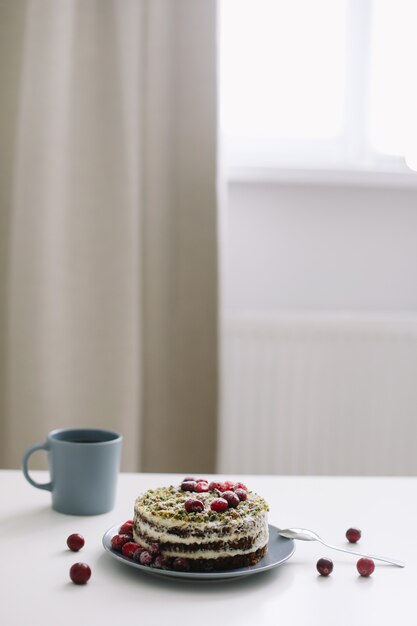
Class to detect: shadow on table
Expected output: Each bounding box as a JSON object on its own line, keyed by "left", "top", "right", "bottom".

{"left": 1, "top": 504, "right": 65, "bottom": 530}
{"left": 96, "top": 551, "right": 296, "bottom": 597}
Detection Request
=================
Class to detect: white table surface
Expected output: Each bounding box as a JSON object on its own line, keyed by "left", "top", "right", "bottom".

{"left": 1, "top": 470, "right": 415, "bottom": 626}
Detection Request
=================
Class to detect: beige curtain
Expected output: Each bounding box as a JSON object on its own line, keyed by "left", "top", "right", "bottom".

{"left": 0, "top": 0, "right": 218, "bottom": 472}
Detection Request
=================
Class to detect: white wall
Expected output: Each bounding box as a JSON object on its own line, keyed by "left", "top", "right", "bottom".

{"left": 223, "top": 181, "right": 417, "bottom": 312}
{"left": 219, "top": 180, "right": 417, "bottom": 475}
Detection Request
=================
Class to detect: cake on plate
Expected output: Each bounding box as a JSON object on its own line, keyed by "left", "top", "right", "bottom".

{"left": 128, "top": 477, "right": 269, "bottom": 572}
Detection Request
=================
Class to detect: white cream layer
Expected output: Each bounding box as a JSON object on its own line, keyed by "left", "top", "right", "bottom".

{"left": 133, "top": 525, "right": 268, "bottom": 559}
{"left": 133, "top": 515, "right": 269, "bottom": 559}
{"left": 134, "top": 512, "right": 266, "bottom": 545}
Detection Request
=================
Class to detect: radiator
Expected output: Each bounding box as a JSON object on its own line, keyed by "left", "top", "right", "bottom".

{"left": 218, "top": 313, "right": 417, "bottom": 476}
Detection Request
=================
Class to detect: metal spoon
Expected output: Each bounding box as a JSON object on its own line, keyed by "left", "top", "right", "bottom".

{"left": 278, "top": 528, "right": 405, "bottom": 567}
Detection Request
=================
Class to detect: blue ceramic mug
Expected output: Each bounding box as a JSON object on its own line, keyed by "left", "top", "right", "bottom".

{"left": 22, "top": 428, "right": 123, "bottom": 515}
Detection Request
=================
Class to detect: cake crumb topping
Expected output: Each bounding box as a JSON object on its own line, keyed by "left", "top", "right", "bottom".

{"left": 135, "top": 484, "right": 269, "bottom": 525}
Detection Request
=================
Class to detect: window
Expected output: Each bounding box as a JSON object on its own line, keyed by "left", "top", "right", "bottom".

{"left": 220, "top": 0, "right": 417, "bottom": 173}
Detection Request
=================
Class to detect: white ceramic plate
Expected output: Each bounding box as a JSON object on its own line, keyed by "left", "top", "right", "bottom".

{"left": 102, "top": 523, "right": 295, "bottom": 581}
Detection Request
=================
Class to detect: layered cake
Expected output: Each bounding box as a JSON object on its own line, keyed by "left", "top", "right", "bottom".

{"left": 129, "top": 478, "right": 269, "bottom": 572}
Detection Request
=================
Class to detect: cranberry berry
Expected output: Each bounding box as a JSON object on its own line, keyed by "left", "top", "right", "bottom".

{"left": 195, "top": 481, "right": 209, "bottom": 493}
{"left": 181, "top": 480, "right": 197, "bottom": 492}
{"left": 233, "top": 482, "right": 248, "bottom": 492}
{"left": 121, "top": 542, "right": 140, "bottom": 558}
{"left": 111, "top": 534, "right": 130, "bottom": 551}
{"left": 139, "top": 550, "right": 154, "bottom": 566}
{"left": 69, "top": 562, "right": 91, "bottom": 585}
{"left": 316, "top": 558, "right": 334, "bottom": 576}
{"left": 234, "top": 488, "right": 248, "bottom": 502}
{"left": 208, "top": 481, "right": 224, "bottom": 492}
{"left": 148, "top": 543, "right": 161, "bottom": 556}
{"left": 185, "top": 498, "right": 205, "bottom": 513}
{"left": 66, "top": 533, "right": 85, "bottom": 552}
{"left": 210, "top": 498, "right": 229, "bottom": 513}
{"left": 357, "top": 558, "right": 375, "bottom": 577}
{"left": 119, "top": 520, "right": 134, "bottom": 535}
{"left": 346, "top": 527, "right": 361, "bottom": 543}
{"left": 154, "top": 555, "right": 170, "bottom": 569}
{"left": 132, "top": 547, "right": 145, "bottom": 562}
{"left": 222, "top": 491, "right": 240, "bottom": 508}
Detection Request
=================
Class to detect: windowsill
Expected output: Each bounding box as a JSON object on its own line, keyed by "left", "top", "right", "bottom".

{"left": 225, "top": 166, "right": 417, "bottom": 189}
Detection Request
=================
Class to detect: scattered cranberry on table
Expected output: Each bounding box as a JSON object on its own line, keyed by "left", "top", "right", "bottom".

{"left": 66, "top": 533, "right": 85, "bottom": 552}
{"left": 316, "top": 558, "right": 334, "bottom": 576}
{"left": 69, "top": 562, "right": 91, "bottom": 585}
{"left": 357, "top": 558, "right": 375, "bottom": 577}
{"left": 346, "top": 527, "right": 362, "bottom": 543}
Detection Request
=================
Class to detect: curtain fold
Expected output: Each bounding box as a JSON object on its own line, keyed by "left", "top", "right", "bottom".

{"left": 0, "top": 0, "right": 218, "bottom": 472}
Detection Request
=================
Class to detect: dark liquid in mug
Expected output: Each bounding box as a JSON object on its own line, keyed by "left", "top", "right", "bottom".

{"left": 64, "top": 439, "right": 102, "bottom": 444}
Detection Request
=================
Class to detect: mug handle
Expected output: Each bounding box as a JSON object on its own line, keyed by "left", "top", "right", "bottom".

{"left": 22, "top": 442, "right": 53, "bottom": 491}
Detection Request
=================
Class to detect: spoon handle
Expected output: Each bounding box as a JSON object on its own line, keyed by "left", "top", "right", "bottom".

{"left": 315, "top": 538, "right": 405, "bottom": 568}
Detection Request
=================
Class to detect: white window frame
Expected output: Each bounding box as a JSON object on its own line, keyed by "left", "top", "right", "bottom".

{"left": 219, "top": 0, "right": 417, "bottom": 187}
